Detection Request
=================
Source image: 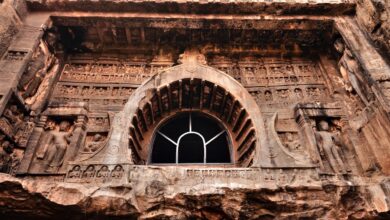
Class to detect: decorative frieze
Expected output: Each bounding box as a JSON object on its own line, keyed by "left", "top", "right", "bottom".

{"left": 60, "top": 63, "right": 158, "bottom": 84}
{"left": 53, "top": 83, "right": 135, "bottom": 98}
{"left": 66, "top": 164, "right": 126, "bottom": 183}
{"left": 249, "top": 85, "right": 329, "bottom": 107}
{"left": 3, "top": 50, "right": 28, "bottom": 61}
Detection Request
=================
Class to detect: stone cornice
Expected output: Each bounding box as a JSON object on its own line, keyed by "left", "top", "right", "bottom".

{"left": 26, "top": 0, "right": 355, "bottom": 16}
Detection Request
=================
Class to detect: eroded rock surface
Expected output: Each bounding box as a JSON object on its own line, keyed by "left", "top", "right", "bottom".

{"left": 1, "top": 169, "right": 389, "bottom": 220}
{"left": 356, "top": 0, "right": 390, "bottom": 62}
{"left": 0, "top": 0, "right": 24, "bottom": 57}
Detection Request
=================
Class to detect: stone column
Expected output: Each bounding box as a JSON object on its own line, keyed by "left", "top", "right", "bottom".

{"left": 295, "top": 108, "right": 323, "bottom": 171}
{"left": 59, "top": 115, "right": 88, "bottom": 173}
{"left": 17, "top": 115, "right": 47, "bottom": 174}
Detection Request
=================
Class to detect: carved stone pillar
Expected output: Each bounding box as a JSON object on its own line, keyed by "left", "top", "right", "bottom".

{"left": 17, "top": 115, "right": 47, "bottom": 174}
{"left": 295, "top": 108, "right": 324, "bottom": 170}
{"left": 59, "top": 115, "right": 88, "bottom": 173}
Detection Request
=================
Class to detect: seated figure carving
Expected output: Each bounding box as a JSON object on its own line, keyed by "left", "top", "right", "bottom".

{"left": 284, "top": 132, "right": 301, "bottom": 151}
{"left": 111, "top": 165, "right": 124, "bottom": 179}
{"left": 83, "top": 165, "right": 96, "bottom": 179}
{"left": 68, "top": 165, "right": 81, "bottom": 178}
{"left": 84, "top": 134, "right": 104, "bottom": 153}
{"left": 96, "top": 166, "right": 110, "bottom": 179}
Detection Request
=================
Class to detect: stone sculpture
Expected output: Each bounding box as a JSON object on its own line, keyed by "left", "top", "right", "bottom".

{"left": 334, "top": 38, "right": 371, "bottom": 106}
{"left": 36, "top": 121, "right": 73, "bottom": 172}
{"left": 314, "top": 120, "right": 349, "bottom": 174}
{"left": 84, "top": 134, "right": 103, "bottom": 153}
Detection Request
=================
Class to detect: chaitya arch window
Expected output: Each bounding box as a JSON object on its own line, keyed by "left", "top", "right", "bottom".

{"left": 125, "top": 73, "right": 259, "bottom": 167}
{"left": 150, "top": 112, "right": 232, "bottom": 164}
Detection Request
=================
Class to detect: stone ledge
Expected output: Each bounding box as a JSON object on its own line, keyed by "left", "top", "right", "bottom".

{"left": 0, "top": 172, "right": 387, "bottom": 219}
{"left": 26, "top": 0, "right": 355, "bottom": 16}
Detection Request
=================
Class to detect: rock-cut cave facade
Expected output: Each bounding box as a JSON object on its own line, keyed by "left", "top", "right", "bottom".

{"left": 0, "top": 0, "right": 390, "bottom": 219}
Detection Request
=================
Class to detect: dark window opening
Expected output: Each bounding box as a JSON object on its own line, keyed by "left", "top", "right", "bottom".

{"left": 178, "top": 134, "right": 204, "bottom": 163}
{"left": 151, "top": 112, "right": 231, "bottom": 164}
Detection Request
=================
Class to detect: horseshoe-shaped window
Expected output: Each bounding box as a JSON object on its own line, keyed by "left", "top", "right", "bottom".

{"left": 150, "top": 112, "right": 232, "bottom": 164}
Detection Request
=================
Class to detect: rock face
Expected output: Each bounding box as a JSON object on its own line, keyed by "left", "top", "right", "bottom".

{"left": 0, "top": 1, "right": 21, "bottom": 56}
{"left": 356, "top": 0, "right": 390, "bottom": 62}
{"left": 0, "top": 0, "right": 390, "bottom": 219}
{"left": 0, "top": 0, "right": 24, "bottom": 57}
{"left": 0, "top": 169, "right": 387, "bottom": 220}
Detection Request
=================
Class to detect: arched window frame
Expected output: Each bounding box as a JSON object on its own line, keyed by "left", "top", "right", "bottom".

{"left": 149, "top": 112, "right": 233, "bottom": 165}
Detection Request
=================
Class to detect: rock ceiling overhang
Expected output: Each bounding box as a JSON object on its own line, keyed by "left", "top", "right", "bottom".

{"left": 26, "top": 0, "right": 355, "bottom": 16}
{"left": 47, "top": 14, "right": 336, "bottom": 54}
{"left": 50, "top": 14, "right": 334, "bottom": 30}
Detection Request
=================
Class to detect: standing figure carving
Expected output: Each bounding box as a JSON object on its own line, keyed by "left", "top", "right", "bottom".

{"left": 0, "top": 140, "right": 14, "bottom": 173}
{"left": 334, "top": 39, "right": 371, "bottom": 106}
{"left": 36, "top": 121, "right": 73, "bottom": 172}
{"left": 314, "top": 120, "right": 349, "bottom": 173}
{"left": 20, "top": 43, "right": 54, "bottom": 100}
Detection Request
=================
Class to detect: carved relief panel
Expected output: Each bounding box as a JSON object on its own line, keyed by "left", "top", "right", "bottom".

{"left": 60, "top": 63, "right": 153, "bottom": 84}
{"left": 17, "top": 42, "right": 60, "bottom": 113}
{"left": 52, "top": 83, "right": 135, "bottom": 109}
{"left": 18, "top": 104, "right": 88, "bottom": 174}
{"left": 32, "top": 119, "right": 75, "bottom": 173}
{"left": 0, "top": 100, "right": 33, "bottom": 174}
{"left": 209, "top": 55, "right": 331, "bottom": 113}
{"left": 295, "top": 103, "right": 354, "bottom": 174}
{"left": 50, "top": 53, "right": 173, "bottom": 135}
{"left": 66, "top": 164, "right": 126, "bottom": 183}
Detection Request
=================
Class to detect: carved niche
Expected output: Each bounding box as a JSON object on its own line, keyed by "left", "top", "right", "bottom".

{"left": 266, "top": 112, "right": 313, "bottom": 168}
{"left": 76, "top": 112, "right": 114, "bottom": 161}
{"left": 295, "top": 103, "right": 352, "bottom": 174}
{"left": 18, "top": 103, "right": 88, "bottom": 174}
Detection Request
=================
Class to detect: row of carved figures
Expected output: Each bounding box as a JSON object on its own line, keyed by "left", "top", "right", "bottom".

{"left": 61, "top": 62, "right": 321, "bottom": 86}
{"left": 54, "top": 85, "right": 135, "bottom": 98}
{"left": 67, "top": 165, "right": 124, "bottom": 180}
{"left": 250, "top": 86, "right": 327, "bottom": 103}
{"left": 53, "top": 97, "right": 129, "bottom": 106}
